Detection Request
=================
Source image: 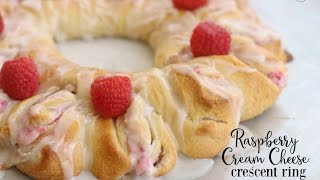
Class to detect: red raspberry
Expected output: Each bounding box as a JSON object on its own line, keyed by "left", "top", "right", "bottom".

{"left": 1, "top": 57, "right": 40, "bottom": 100}
{"left": 173, "top": 0, "right": 208, "bottom": 10}
{"left": 91, "top": 76, "right": 132, "bottom": 118}
{"left": 191, "top": 22, "right": 231, "bottom": 57}
{"left": 0, "top": 14, "right": 4, "bottom": 35}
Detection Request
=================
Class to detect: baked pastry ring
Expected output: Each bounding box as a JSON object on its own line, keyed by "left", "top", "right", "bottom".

{"left": 0, "top": 0, "right": 289, "bottom": 179}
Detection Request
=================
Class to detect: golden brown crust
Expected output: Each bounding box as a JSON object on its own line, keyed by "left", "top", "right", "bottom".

{"left": 149, "top": 113, "right": 177, "bottom": 176}
{"left": 136, "top": 67, "right": 239, "bottom": 158}
{"left": 230, "top": 35, "right": 288, "bottom": 74}
{"left": 263, "top": 41, "right": 289, "bottom": 62}
{"left": 18, "top": 146, "right": 67, "bottom": 180}
{"left": 189, "top": 56, "right": 280, "bottom": 121}
{"left": 17, "top": 121, "right": 83, "bottom": 180}
{"left": 170, "top": 72, "right": 236, "bottom": 157}
{"left": 91, "top": 118, "right": 131, "bottom": 180}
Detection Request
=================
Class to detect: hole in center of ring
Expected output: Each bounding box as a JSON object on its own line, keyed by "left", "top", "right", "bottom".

{"left": 57, "top": 37, "right": 154, "bottom": 73}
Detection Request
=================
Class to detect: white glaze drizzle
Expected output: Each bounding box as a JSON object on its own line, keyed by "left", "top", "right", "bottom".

{"left": 132, "top": 69, "right": 187, "bottom": 149}
{"left": 124, "top": 94, "right": 155, "bottom": 176}
{"left": 172, "top": 64, "right": 243, "bottom": 125}
{"left": 218, "top": 18, "right": 281, "bottom": 44}
{"left": 150, "top": 13, "right": 199, "bottom": 49}
{"left": 152, "top": 69, "right": 187, "bottom": 145}
{"left": 198, "top": 58, "right": 257, "bottom": 77}
{"left": 41, "top": 106, "right": 79, "bottom": 180}
{"left": 51, "top": 139, "right": 77, "bottom": 180}
{"left": 8, "top": 88, "right": 59, "bottom": 146}
{"left": 0, "top": 90, "right": 16, "bottom": 127}
{"left": 231, "top": 33, "right": 283, "bottom": 67}
{"left": 79, "top": 104, "right": 95, "bottom": 171}
{"left": 76, "top": 69, "right": 97, "bottom": 99}
{"left": 1, "top": 86, "right": 84, "bottom": 180}
{"left": 125, "top": 0, "right": 173, "bottom": 39}
{"left": 197, "top": 0, "right": 239, "bottom": 17}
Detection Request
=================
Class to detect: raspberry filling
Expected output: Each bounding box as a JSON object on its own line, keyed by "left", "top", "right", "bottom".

{"left": 127, "top": 137, "right": 154, "bottom": 176}
{"left": 0, "top": 100, "right": 8, "bottom": 113}
{"left": 17, "top": 91, "right": 75, "bottom": 146}
{"left": 267, "top": 71, "right": 287, "bottom": 88}
{"left": 17, "top": 121, "right": 49, "bottom": 146}
{"left": 17, "top": 107, "right": 67, "bottom": 146}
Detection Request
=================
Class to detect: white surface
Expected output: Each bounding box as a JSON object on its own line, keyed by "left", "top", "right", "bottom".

{"left": 2, "top": 0, "right": 320, "bottom": 179}
{"left": 58, "top": 38, "right": 154, "bottom": 73}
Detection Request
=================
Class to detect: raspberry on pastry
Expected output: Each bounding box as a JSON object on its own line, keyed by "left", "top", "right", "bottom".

{"left": 191, "top": 21, "right": 231, "bottom": 57}
{"left": 0, "top": 57, "right": 40, "bottom": 100}
{"left": 91, "top": 76, "right": 132, "bottom": 118}
{"left": 173, "top": 0, "right": 208, "bottom": 11}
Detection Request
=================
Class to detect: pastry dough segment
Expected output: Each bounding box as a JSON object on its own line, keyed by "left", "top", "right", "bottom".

{"left": 230, "top": 35, "right": 288, "bottom": 88}
{"left": 149, "top": 13, "right": 199, "bottom": 68}
{"left": 11, "top": 0, "right": 175, "bottom": 41}
{"left": 0, "top": 56, "right": 178, "bottom": 179}
{"left": 90, "top": 118, "right": 131, "bottom": 180}
{"left": 133, "top": 64, "right": 243, "bottom": 158}
{"left": 91, "top": 94, "right": 177, "bottom": 179}
{"left": 149, "top": 13, "right": 288, "bottom": 89}
{"left": 1, "top": 85, "right": 176, "bottom": 179}
{"left": 235, "top": 0, "right": 260, "bottom": 22}
{"left": 0, "top": 88, "right": 85, "bottom": 179}
{"left": 186, "top": 55, "right": 281, "bottom": 121}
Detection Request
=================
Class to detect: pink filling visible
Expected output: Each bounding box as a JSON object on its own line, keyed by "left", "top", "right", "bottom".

{"left": 135, "top": 149, "right": 153, "bottom": 176}
{"left": 17, "top": 106, "right": 70, "bottom": 146}
{"left": 0, "top": 100, "right": 8, "bottom": 113}
{"left": 127, "top": 135, "right": 153, "bottom": 176}
{"left": 17, "top": 124, "right": 48, "bottom": 146}
{"left": 267, "top": 71, "right": 287, "bottom": 88}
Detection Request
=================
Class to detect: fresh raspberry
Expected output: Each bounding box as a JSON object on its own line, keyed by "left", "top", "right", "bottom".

{"left": 191, "top": 22, "right": 231, "bottom": 57}
{"left": 91, "top": 76, "right": 132, "bottom": 118}
{"left": 0, "top": 14, "right": 4, "bottom": 35}
{"left": 173, "top": 0, "right": 208, "bottom": 10}
{"left": 0, "top": 57, "right": 40, "bottom": 100}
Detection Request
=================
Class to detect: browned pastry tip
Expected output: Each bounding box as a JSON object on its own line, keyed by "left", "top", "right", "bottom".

{"left": 285, "top": 50, "right": 294, "bottom": 62}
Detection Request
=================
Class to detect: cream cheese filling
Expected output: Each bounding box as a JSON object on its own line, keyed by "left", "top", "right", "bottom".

{"left": 124, "top": 94, "right": 156, "bottom": 176}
